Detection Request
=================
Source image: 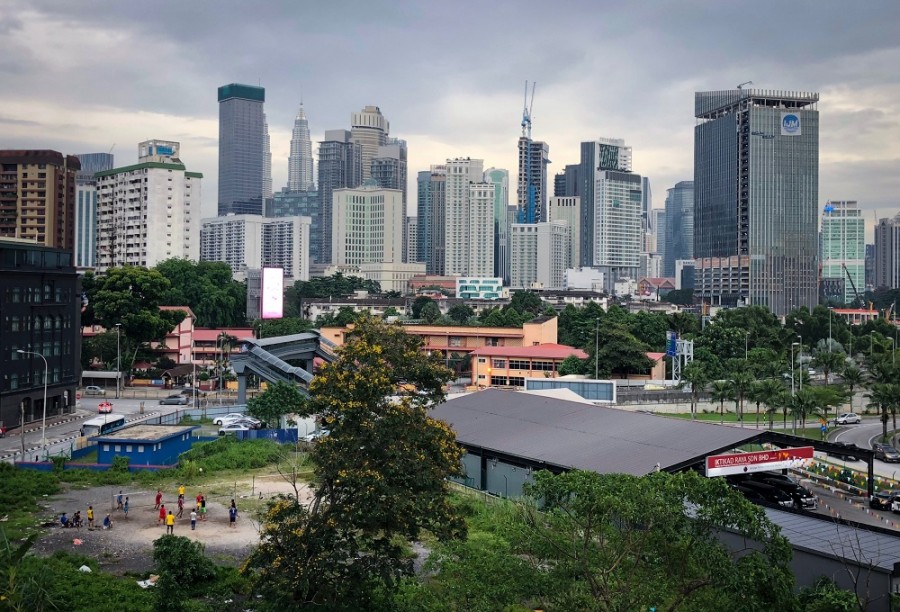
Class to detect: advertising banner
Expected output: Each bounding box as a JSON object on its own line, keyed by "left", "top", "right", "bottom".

{"left": 705, "top": 446, "right": 814, "bottom": 477}
{"left": 261, "top": 267, "right": 284, "bottom": 319}
{"left": 781, "top": 112, "right": 801, "bottom": 136}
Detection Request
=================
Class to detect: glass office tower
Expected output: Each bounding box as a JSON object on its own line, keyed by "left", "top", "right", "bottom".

{"left": 218, "top": 83, "right": 266, "bottom": 216}
{"left": 694, "top": 89, "right": 819, "bottom": 315}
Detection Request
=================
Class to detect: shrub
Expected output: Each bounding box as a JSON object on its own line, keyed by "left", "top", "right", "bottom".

{"left": 152, "top": 535, "right": 216, "bottom": 611}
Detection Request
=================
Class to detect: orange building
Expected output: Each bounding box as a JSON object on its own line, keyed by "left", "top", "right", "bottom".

{"left": 319, "top": 316, "right": 559, "bottom": 362}
{"left": 470, "top": 343, "right": 588, "bottom": 388}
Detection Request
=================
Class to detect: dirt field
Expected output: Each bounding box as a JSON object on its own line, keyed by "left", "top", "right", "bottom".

{"left": 32, "top": 477, "right": 314, "bottom": 575}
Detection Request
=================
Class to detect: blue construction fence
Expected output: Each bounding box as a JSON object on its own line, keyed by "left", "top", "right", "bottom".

{"left": 235, "top": 429, "right": 300, "bottom": 444}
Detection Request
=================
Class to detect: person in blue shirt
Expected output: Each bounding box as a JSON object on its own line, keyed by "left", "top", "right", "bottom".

{"left": 103, "top": 514, "right": 112, "bottom": 529}
{"left": 60, "top": 512, "right": 69, "bottom": 528}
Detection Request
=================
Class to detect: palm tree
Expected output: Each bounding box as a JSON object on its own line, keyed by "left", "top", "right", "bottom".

{"left": 710, "top": 380, "right": 734, "bottom": 425}
{"left": 729, "top": 370, "right": 754, "bottom": 426}
{"left": 841, "top": 363, "right": 865, "bottom": 413}
{"left": 791, "top": 388, "right": 820, "bottom": 432}
{"left": 679, "top": 362, "right": 709, "bottom": 421}
{"left": 756, "top": 378, "right": 788, "bottom": 430}
{"left": 866, "top": 383, "right": 892, "bottom": 441}
{"left": 747, "top": 380, "right": 766, "bottom": 429}
{"left": 811, "top": 350, "right": 846, "bottom": 386}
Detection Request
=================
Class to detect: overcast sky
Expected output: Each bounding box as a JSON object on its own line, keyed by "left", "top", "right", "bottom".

{"left": 2, "top": 1, "right": 899, "bottom": 237}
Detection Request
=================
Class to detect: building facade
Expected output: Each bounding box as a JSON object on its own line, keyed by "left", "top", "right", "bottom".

{"left": 578, "top": 138, "right": 635, "bottom": 271}
{"left": 516, "top": 138, "right": 550, "bottom": 223}
{"left": 471, "top": 344, "right": 588, "bottom": 388}
{"left": 318, "top": 129, "right": 362, "bottom": 264}
{"left": 0, "top": 150, "right": 79, "bottom": 253}
{"left": 418, "top": 165, "right": 447, "bottom": 275}
{"left": 445, "top": 158, "right": 493, "bottom": 277}
{"left": 554, "top": 164, "right": 580, "bottom": 198}
{"left": 547, "top": 196, "right": 581, "bottom": 272}
{"left": 510, "top": 221, "right": 570, "bottom": 290}
{"left": 483, "top": 168, "right": 510, "bottom": 280}
{"left": 371, "top": 139, "right": 408, "bottom": 258}
{"left": 331, "top": 183, "right": 403, "bottom": 266}
{"left": 456, "top": 277, "right": 504, "bottom": 300}
{"left": 266, "top": 189, "right": 321, "bottom": 264}
{"left": 694, "top": 88, "right": 819, "bottom": 315}
{"left": 406, "top": 217, "right": 419, "bottom": 264}
{"left": 821, "top": 200, "right": 864, "bottom": 304}
{"left": 663, "top": 181, "right": 694, "bottom": 277}
{"left": 875, "top": 214, "right": 900, "bottom": 290}
{"left": 73, "top": 152, "right": 114, "bottom": 269}
{"left": 351, "top": 105, "right": 389, "bottom": 183}
{"left": 0, "top": 241, "right": 80, "bottom": 428}
{"left": 200, "top": 214, "right": 310, "bottom": 283}
{"left": 218, "top": 83, "right": 266, "bottom": 216}
{"left": 288, "top": 103, "right": 314, "bottom": 191}
{"left": 95, "top": 141, "right": 201, "bottom": 272}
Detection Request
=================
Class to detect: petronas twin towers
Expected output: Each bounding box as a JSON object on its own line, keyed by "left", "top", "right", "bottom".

{"left": 288, "top": 103, "right": 314, "bottom": 191}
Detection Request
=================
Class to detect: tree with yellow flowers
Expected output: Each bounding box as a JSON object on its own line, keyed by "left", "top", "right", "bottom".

{"left": 244, "top": 315, "right": 463, "bottom": 609}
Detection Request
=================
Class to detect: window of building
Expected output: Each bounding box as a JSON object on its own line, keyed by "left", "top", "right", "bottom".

{"left": 449, "top": 336, "right": 462, "bottom": 347}
{"left": 508, "top": 359, "right": 530, "bottom": 370}
{"left": 138, "top": 445, "right": 144, "bottom": 453}
{"left": 103, "top": 445, "right": 110, "bottom": 452}
{"left": 508, "top": 377, "right": 525, "bottom": 387}
{"left": 477, "top": 358, "right": 486, "bottom": 364}
{"left": 126, "top": 445, "right": 132, "bottom": 452}
{"left": 491, "top": 359, "right": 506, "bottom": 368}
{"left": 114, "top": 445, "right": 121, "bottom": 452}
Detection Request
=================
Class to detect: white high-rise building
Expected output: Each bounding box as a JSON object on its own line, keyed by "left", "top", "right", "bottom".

{"left": 96, "top": 140, "right": 201, "bottom": 272}
{"left": 332, "top": 182, "right": 403, "bottom": 266}
{"left": 199, "top": 214, "right": 309, "bottom": 283}
{"left": 547, "top": 196, "right": 580, "bottom": 273}
{"left": 406, "top": 217, "right": 419, "bottom": 263}
{"left": 288, "top": 103, "right": 314, "bottom": 191}
{"left": 444, "top": 158, "right": 494, "bottom": 276}
{"left": 509, "top": 221, "right": 570, "bottom": 290}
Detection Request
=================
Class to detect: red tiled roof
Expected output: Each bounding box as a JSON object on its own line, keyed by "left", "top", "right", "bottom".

{"left": 471, "top": 343, "right": 588, "bottom": 360}
{"left": 646, "top": 352, "right": 665, "bottom": 362}
{"left": 833, "top": 309, "right": 877, "bottom": 314}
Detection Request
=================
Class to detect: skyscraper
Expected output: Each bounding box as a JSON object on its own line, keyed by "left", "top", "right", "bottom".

{"left": 578, "top": 138, "right": 643, "bottom": 288}
{"left": 483, "top": 168, "right": 510, "bottom": 280}
{"left": 288, "top": 103, "right": 314, "bottom": 191}
{"left": 517, "top": 138, "right": 550, "bottom": 222}
{"left": 372, "top": 139, "right": 408, "bottom": 258}
{"left": 547, "top": 196, "right": 580, "bottom": 272}
{"left": 317, "top": 130, "right": 362, "bottom": 264}
{"left": 265, "top": 190, "right": 321, "bottom": 265}
{"left": 444, "top": 158, "right": 493, "bottom": 277}
{"left": 653, "top": 208, "right": 667, "bottom": 268}
{"left": 663, "top": 181, "right": 694, "bottom": 277}
{"left": 332, "top": 182, "right": 403, "bottom": 266}
{"left": 510, "top": 221, "right": 570, "bottom": 290}
{"left": 875, "top": 214, "right": 900, "bottom": 290}
{"left": 74, "top": 152, "right": 114, "bottom": 269}
{"left": 218, "top": 83, "right": 266, "bottom": 215}
{"left": 263, "top": 114, "right": 272, "bottom": 200}
{"left": 821, "top": 201, "right": 864, "bottom": 304}
{"left": 351, "top": 105, "right": 389, "bottom": 182}
{"left": 0, "top": 150, "right": 80, "bottom": 251}
{"left": 694, "top": 88, "right": 819, "bottom": 315}
{"left": 417, "top": 166, "right": 447, "bottom": 275}
{"left": 96, "top": 141, "right": 201, "bottom": 271}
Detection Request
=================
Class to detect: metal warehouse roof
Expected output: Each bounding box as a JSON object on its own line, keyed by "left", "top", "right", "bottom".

{"left": 764, "top": 508, "right": 900, "bottom": 572}
{"left": 432, "top": 388, "right": 759, "bottom": 476}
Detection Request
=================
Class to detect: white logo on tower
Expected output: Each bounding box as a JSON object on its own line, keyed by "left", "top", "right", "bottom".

{"left": 781, "top": 113, "right": 801, "bottom": 136}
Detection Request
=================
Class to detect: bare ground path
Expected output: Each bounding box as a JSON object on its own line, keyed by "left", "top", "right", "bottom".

{"left": 32, "top": 477, "right": 314, "bottom": 574}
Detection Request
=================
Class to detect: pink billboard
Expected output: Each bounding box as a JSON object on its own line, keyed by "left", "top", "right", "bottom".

{"left": 261, "top": 267, "right": 284, "bottom": 319}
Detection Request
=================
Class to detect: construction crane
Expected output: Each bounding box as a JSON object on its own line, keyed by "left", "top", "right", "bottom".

{"left": 842, "top": 262, "right": 864, "bottom": 307}
{"left": 517, "top": 81, "right": 537, "bottom": 224}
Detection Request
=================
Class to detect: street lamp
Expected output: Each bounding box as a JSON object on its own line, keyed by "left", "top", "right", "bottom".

{"left": 17, "top": 349, "right": 48, "bottom": 454}
{"left": 595, "top": 318, "right": 601, "bottom": 380}
{"left": 797, "top": 335, "right": 803, "bottom": 394}
{"left": 115, "top": 323, "right": 121, "bottom": 400}
{"left": 791, "top": 342, "right": 800, "bottom": 435}
{"left": 828, "top": 307, "right": 832, "bottom": 353}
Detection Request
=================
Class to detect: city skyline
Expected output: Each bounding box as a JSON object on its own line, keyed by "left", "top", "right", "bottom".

{"left": 2, "top": 2, "right": 899, "bottom": 236}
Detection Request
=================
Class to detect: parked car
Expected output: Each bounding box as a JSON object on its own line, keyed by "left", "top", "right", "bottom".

{"left": 826, "top": 441, "right": 862, "bottom": 462}
{"left": 98, "top": 401, "right": 113, "bottom": 414}
{"left": 214, "top": 413, "right": 247, "bottom": 426}
{"left": 874, "top": 443, "right": 900, "bottom": 463}
{"left": 735, "top": 481, "right": 794, "bottom": 508}
{"left": 84, "top": 386, "right": 106, "bottom": 396}
{"left": 227, "top": 419, "right": 262, "bottom": 430}
{"left": 218, "top": 423, "right": 251, "bottom": 436}
{"left": 300, "top": 430, "right": 328, "bottom": 443}
{"left": 217, "top": 415, "right": 261, "bottom": 428}
{"left": 835, "top": 413, "right": 861, "bottom": 425}
{"left": 751, "top": 475, "right": 817, "bottom": 509}
{"left": 159, "top": 395, "right": 189, "bottom": 405}
{"left": 870, "top": 490, "right": 900, "bottom": 510}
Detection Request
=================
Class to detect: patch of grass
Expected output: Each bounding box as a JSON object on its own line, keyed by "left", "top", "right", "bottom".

{"left": 0, "top": 463, "right": 60, "bottom": 538}
{"left": 178, "top": 436, "right": 288, "bottom": 473}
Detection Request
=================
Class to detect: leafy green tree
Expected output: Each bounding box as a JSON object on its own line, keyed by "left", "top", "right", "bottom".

{"left": 412, "top": 295, "right": 436, "bottom": 319}
{"left": 628, "top": 311, "right": 668, "bottom": 350}
{"left": 447, "top": 303, "right": 474, "bottom": 324}
{"left": 796, "top": 576, "right": 859, "bottom": 612}
{"left": 80, "top": 330, "right": 119, "bottom": 370}
{"left": 557, "top": 354, "right": 587, "bottom": 377}
{"left": 667, "top": 310, "right": 699, "bottom": 335}
{"left": 729, "top": 370, "right": 754, "bottom": 424}
{"left": 152, "top": 534, "right": 216, "bottom": 612}
{"left": 154, "top": 258, "right": 246, "bottom": 327}
{"left": 867, "top": 383, "right": 892, "bottom": 440}
{"left": 512, "top": 470, "right": 795, "bottom": 611}
{"left": 0, "top": 532, "right": 54, "bottom": 612}
{"left": 244, "top": 317, "right": 462, "bottom": 608}
{"left": 791, "top": 387, "right": 823, "bottom": 431}
{"left": 420, "top": 301, "right": 442, "bottom": 324}
{"left": 247, "top": 381, "right": 306, "bottom": 427}
{"left": 663, "top": 287, "right": 694, "bottom": 305}
{"left": 592, "top": 323, "right": 653, "bottom": 379}
{"left": 314, "top": 305, "right": 361, "bottom": 328}
{"left": 253, "top": 316, "right": 313, "bottom": 338}
{"left": 88, "top": 267, "right": 187, "bottom": 367}
{"left": 679, "top": 361, "right": 709, "bottom": 420}
{"left": 755, "top": 378, "right": 789, "bottom": 430}
{"left": 710, "top": 379, "right": 733, "bottom": 424}
{"left": 507, "top": 290, "right": 544, "bottom": 316}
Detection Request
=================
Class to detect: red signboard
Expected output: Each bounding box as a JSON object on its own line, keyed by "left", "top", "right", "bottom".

{"left": 705, "top": 447, "right": 814, "bottom": 477}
